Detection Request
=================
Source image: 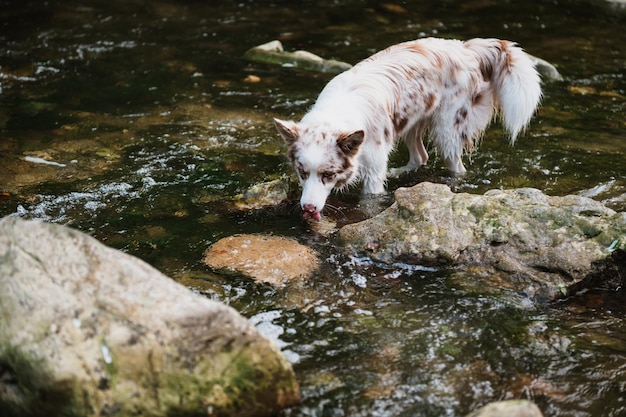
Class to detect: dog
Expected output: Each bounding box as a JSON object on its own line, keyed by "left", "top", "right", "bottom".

{"left": 274, "top": 37, "right": 542, "bottom": 220}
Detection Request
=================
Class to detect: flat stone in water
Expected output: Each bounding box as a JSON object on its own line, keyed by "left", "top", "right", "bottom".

{"left": 204, "top": 234, "right": 318, "bottom": 286}
{"left": 465, "top": 400, "right": 544, "bottom": 417}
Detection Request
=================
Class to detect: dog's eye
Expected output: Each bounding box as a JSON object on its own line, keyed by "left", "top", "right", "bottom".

{"left": 321, "top": 172, "right": 336, "bottom": 181}
{"left": 297, "top": 165, "right": 309, "bottom": 180}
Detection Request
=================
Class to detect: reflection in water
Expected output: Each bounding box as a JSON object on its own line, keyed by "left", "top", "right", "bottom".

{"left": 1, "top": 0, "right": 625, "bottom": 416}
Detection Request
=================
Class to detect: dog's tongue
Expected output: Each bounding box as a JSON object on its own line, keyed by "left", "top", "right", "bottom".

{"left": 302, "top": 211, "right": 322, "bottom": 221}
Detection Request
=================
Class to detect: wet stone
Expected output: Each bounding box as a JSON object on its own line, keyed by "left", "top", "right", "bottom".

{"left": 338, "top": 181, "right": 626, "bottom": 301}
{"left": 243, "top": 40, "right": 352, "bottom": 73}
{"left": 204, "top": 234, "right": 319, "bottom": 286}
{"left": 232, "top": 177, "right": 291, "bottom": 210}
{"left": 465, "top": 400, "right": 544, "bottom": 417}
{"left": 0, "top": 217, "right": 300, "bottom": 417}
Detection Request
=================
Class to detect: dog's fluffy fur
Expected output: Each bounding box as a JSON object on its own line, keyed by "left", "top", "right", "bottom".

{"left": 274, "top": 37, "right": 542, "bottom": 220}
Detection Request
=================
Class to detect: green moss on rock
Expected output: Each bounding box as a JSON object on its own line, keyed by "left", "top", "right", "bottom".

{"left": 0, "top": 345, "right": 83, "bottom": 417}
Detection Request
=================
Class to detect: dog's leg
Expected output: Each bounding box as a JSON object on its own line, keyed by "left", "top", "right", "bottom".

{"left": 362, "top": 171, "right": 387, "bottom": 194}
{"left": 444, "top": 89, "right": 494, "bottom": 176}
{"left": 440, "top": 134, "right": 467, "bottom": 175}
{"left": 433, "top": 97, "right": 486, "bottom": 176}
{"left": 431, "top": 124, "right": 467, "bottom": 176}
{"left": 388, "top": 123, "right": 428, "bottom": 177}
{"left": 447, "top": 155, "right": 467, "bottom": 175}
{"left": 360, "top": 144, "right": 389, "bottom": 195}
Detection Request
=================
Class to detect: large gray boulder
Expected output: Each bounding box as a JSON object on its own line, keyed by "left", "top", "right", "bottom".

{"left": 339, "top": 182, "right": 626, "bottom": 300}
{"left": 0, "top": 217, "right": 299, "bottom": 417}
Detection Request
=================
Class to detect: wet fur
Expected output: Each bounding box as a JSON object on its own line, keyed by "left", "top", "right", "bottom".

{"left": 274, "top": 37, "right": 542, "bottom": 219}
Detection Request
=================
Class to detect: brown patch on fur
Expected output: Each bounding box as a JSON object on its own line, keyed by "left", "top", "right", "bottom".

{"left": 448, "top": 64, "right": 457, "bottom": 81}
{"left": 408, "top": 42, "right": 426, "bottom": 55}
{"left": 472, "top": 92, "right": 483, "bottom": 106}
{"left": 434, "top": 53, "right": 445, "bottom": 69}
{"left": 480, "top": 62, "right": 494, "bottom": 81}
{"left": 400, "top": 66, "right": 416, "bottom": 80}
{"left": 454, "top": 107, "right": 468, "bottom": 128}
{"left": 499, "top": 40, "right": 513, "bottom": 71}
{"left": 393, "top": 116, "right": 409, "bottom": 133}
{"left": 424, "top": 93, "right": 437, "bottom": 113}
{"left": 334, "top": 159, "right": 355, "bottom": 189}
{"left": 383, "top": 126, "right": 391, "bottom": 141}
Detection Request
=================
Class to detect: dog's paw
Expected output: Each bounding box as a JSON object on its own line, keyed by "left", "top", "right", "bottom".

{"left": 387, "top": 164, "right": 417, "bottom": 178}
{"left": 387, "top": 168, "right": 401, "bottom": 178}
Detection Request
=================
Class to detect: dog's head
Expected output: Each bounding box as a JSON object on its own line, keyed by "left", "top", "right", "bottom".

{"left": 274, "top": 118, "right": 364, "bottom": 220}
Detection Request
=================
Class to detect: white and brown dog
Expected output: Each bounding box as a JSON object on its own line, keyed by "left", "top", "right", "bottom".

{"left": 274, "top": 37, "right": 542, "bottom": 220}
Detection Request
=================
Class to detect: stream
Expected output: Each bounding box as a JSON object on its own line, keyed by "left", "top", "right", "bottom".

{"left": 1, "top": 0, "right": 625, "bottom": 416}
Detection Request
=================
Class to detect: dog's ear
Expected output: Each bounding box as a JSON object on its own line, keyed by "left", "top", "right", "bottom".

{"left": 337, "top": 130, "right": 364, "bottom": 157}
{"left": 273, "top": 118, "right": 299, "bottom": 145}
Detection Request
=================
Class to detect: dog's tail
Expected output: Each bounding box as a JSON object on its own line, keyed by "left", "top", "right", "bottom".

{"left": 465, "top": 38, "right": 542, "bottom": 142}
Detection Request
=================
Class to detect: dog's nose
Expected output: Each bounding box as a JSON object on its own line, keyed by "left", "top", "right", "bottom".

{"left": 302, "top": 203, "right": 317, "bottom": 213}
{"left": 301, "top": 203, "right": 322, "bottom": 220}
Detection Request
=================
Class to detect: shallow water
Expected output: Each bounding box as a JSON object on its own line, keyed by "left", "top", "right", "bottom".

{"left": 1, "top": 0, "right": 626, "bottom": 416}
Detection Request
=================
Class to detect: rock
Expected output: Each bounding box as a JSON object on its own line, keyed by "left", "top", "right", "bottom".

{"left": 529, "top": 54, "right": 563, "bottom": 81}
{"left": 243, "top": 40, "right": 352, "bottom": 73}
{"left": 0, "top": 217, "right": 299, "bottom": 417}
{"left": 232, "top": 176, "right": 291, "bottom": 210}
{"left": 338, "top": 182, "right": 626, "bottom": 300}
{"left": 205, "top": 234, "right": 319, "bottom": 286}
{"left": 465, "top": 400, "right": 544, "bottom": 417}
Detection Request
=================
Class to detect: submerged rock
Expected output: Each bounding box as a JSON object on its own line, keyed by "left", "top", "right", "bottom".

{"left": 243, "top": 40, "right": 352, "bottom": 73}
{"left": 205, "top": 234, "right": 319, "bottom": 286}
{"left": 0, "top": 217, "right": 299, "bottom": 417}
{"left": 338, "top": 182, "right": 626, "bottom": 300}
{"left": 529, "top": 54, "right": 563, "bottom": 81}
{"left": 232, "top": 176, "right": 292, "bottom": 210}
{"left": 466, "top": 400, "right": 544, "bottom": 417}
